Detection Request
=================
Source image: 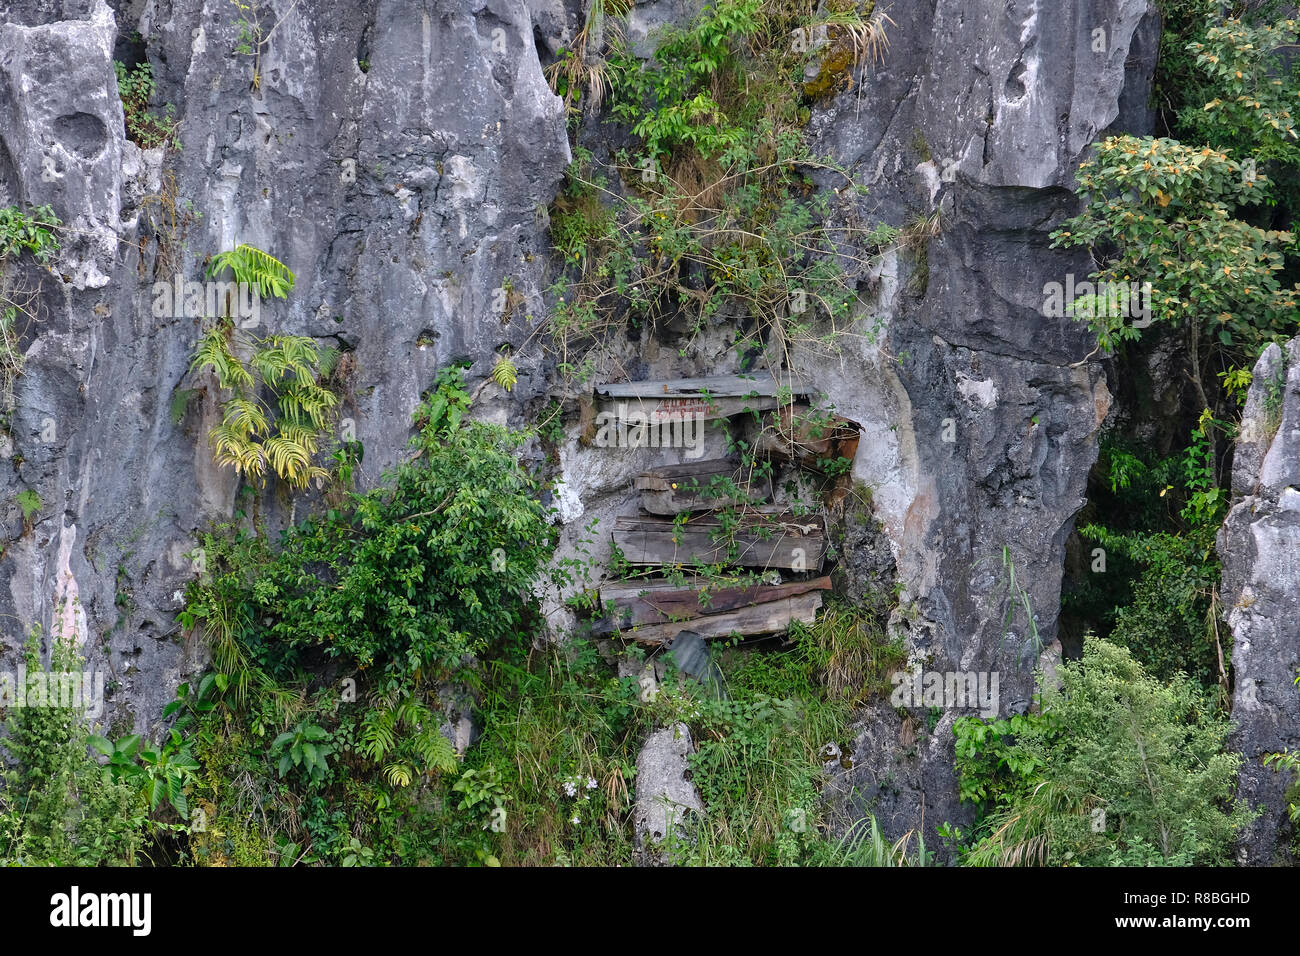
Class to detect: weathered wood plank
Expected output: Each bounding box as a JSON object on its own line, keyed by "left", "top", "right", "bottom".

{"left": 617, "top": 591, "right": 825, "bottom": 645}
{"left": 635, "top": 459, "right": 772, "bottom": 514}
{"left": 594, "top": 374, "right": 813, "bottom": 400}
{"left": 592, "top": 576, "right": 832, "bottom": 633}
{"left": 593, "top": 374, "right": 813, "bottom": 426}
{"left": 614, "top": 512, "right": 824, "bottom": 533}
{"left": 612, "top": 512, "right": 825, "bottom": 571}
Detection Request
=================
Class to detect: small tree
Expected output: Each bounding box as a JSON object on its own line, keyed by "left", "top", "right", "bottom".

{"left": 959, "top": 637, "right": 1254, "bottom": 866}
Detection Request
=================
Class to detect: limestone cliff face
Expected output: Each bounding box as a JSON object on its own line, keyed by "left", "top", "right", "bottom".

{"left": 1220, "top": 339, "right": 1300, "bottom": 865}
{"left": 1, "top": 0, "right": 569, "bottom": 725}
{"left": 1, "top": 0, "right": 1157, "bottom": 851}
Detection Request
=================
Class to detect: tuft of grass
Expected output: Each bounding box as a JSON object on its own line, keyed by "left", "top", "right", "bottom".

{"left": 791, "top": 599, "right": 908, "bottom": 705}
{"left": 820, "top": 813, "right": 930, "bottom": 866}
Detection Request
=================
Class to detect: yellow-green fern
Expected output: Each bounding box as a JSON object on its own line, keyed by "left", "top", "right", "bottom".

{"left": 207, "top": 242, "right": 295, "bottom": 300}
{"left": 191, "top": 324, "right": 339, "bottom": 489}
{"left": 491, "top": 351, "right": 518, "bottom": 391}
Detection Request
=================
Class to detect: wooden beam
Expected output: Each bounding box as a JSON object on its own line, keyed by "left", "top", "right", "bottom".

{"left": 635, "top": 459, "right": 772, "bottom": 515}
{"left": 593, "top": 373, "right": 813, "bottom": 424}
{"left": 612, "top": 512, "right": 825, "bottom": 571}
{"left": 594, "top": 373, "right": 813, "bottom": 400}
{"left": 617, "top": 591, "right": 825, "bottom": 645}
{"left": 593, "top": 575, "right": 832, "bottom": 633}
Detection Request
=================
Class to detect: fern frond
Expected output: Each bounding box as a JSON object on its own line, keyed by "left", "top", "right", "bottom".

{"left": 209, "top": 424, "right": 266, "bottom": 481}
{"left": 208, "top": 243, "right": 296, "bottom": 300}
{"left": 191, "top": 326, "right": 254, "bottom": 391}
{"left": 222, "top": 398, "right": 271, "bottom": 437}
{"left": 316, "top": 346, "right": 341, "bottom": 379}
{"left": 263, "top": 435, "right": 312, "bottom": 485}
{"left": 414, "top": 729, "right": 459, "bottom": 774}
{"left": 276, "top": 422, "right": 325, "bottom": 457}
{"left": 491, "top": 352, "right": 518, "bottom": 392}
{"left": 383, "top": 763, "right": 414, "bottom": 788}
{"left": 359, "top": 707, "right": 398, "bottom": 762}
{"left": 278, "top": 383, "right": 338, "bottom": 430}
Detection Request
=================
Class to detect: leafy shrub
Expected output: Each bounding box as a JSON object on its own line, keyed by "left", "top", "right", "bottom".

{"left": 185, "top": 364, "right": 558, "bottom": 685}
{"left": 953, "top": 637, "right": 1254, "bottom": 866}
{"left": 0, "top": 633, "right": 149, "bottom": 865}
{"left": 544, "top": 0, "right": 893, "bottom": 380}
{"left": 113, "top": 60, "right": 179, "bottom": 150}
{"left": 173, "top": 367, "right": 564, "bottom": 864}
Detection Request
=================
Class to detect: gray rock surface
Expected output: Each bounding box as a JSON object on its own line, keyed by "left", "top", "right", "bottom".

{"left": 1, "top": 0, "right": 568, "bottom": 733}
{"left": 1219, "top": 339, "right": 1300, "bottom": 865}
{"left": 633, "top": 721, "right": 703, "bottom": 864}
{"left": 806, "top": 0, "right": 1142, "bottom": 853}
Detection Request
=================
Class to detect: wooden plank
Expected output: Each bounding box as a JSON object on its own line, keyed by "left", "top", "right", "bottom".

{"left": 635, "top": 459, "right": 771, "bottom": 515}
{"left": 612, "top": 512, "right": 825, "bottom": 571}
{"left": 617, "top": 591, "right": 825, "bottom": 645}
{"left": 592, "top": 576, "right": 832, "bottom": 633}
{"left": 614, "top": 512, "right": 824, "bottom": 533}
{"left": 593, "top": 374, "right": 813, "bottom": 425}
{"left": 596, "top": 394, "right": 779, "bottom": 423}
{"left": 634, "top": 459, "right": 739, "bottom": 491}
{"left": 594, "top": 374, "right": 813, "bottom": 400}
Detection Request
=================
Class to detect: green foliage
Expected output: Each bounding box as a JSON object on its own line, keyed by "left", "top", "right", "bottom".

{"left": 1052, "top": 135, "right": 1297, "bottom": 354}
{"left": 1264, "top": 750, "right": 1300, "bottom": 825}
{"left": 272, "top": 722, "right": 333, "bottom": 784}
{"left": 90, "top": 681, "right": 208, "bottom": 820}
{"left": 14, "top": 488, "right": 40, "bottom": 523}
{"left": 416, "top": 361, "right": 471, "bottom": 436}
{"left": 608, "top": 0, "right": 761, "bottom": 160}
{"left": 544, "top": 0, "right": 890, "bottom": 379}
{"left": 787, "top": 600, "right": 906, "bottom": 705}
{"left": 183, "top": 365, "right": 558, "bottom": 686}
{"left": 953, "top": 711, "right": 1054, "bottom": 812}
{"left": 1, "top": 632, "right": 149, "bottom": 865}
{"left": 1179, "top": 13, "right": 1300, "bottom": 171}
{"left": 490, "top": 351, "right": 518, "bottom": 392}
{"left": 192, "top": 326, "right": 339, "bottom": 489}
{"left": 190, "top": 243, "right": 335, "bottom": 489}
{"left": 113, "top": 60, "right": 180, "bottom": 150}
{"left": 660, "top": 619, "right": 891, "bottom": 866}
{"left": 207, "top": 243, "right": 296, "bottom": 301}
{"left": 953, "top": 637, "right": 1254, "bottom": 866}
{"left": 0, "top": 204, "right": 60, "bottom": 263}
{"left": 358, "top": 689, "right": 458, "bottom": 794}
{"left": 167, "top": 368, "right": 566, "bottom": 864}
{"left": 820, "top": 814, "right": 930, "bottom": 867}
{"left": 1070, "top": 429, "right": 1227, "bottom": 691}
{"left": 0, "top": 204, "right": 61, "bottom": 407}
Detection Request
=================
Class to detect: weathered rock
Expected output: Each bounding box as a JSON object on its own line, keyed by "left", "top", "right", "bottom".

{"left": 633, "top": 721, "right": 703, "bottom": 864}
{"left": 804, "top": 0, "right": 1143, "bottom": 856}
{"left": 1219, "top": 338, "right": 1300, "bottom": 865}
{"left": 0, "top": 0, "right": 570, "bottom": 735}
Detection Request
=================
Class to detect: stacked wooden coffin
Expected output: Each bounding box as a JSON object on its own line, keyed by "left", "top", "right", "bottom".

{"left": 588, "top": 374, "right": 860, "bottom": 646}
